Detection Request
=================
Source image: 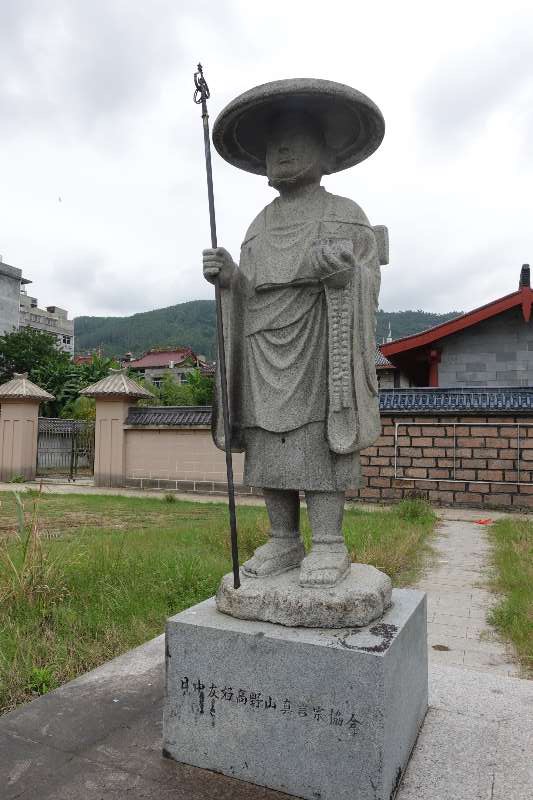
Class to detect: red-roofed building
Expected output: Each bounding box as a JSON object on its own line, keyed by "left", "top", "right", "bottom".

{"left": 124, "top": 347, "right": 214, "bottom": 387}
{"left": 381, "top": 264, "right": 533, "bottom": 388}
{"left": 73, "top": 353, "right": 99, "bottom": 366}
{"left": 375, "top": 347, "right": 411, "bottom": 389}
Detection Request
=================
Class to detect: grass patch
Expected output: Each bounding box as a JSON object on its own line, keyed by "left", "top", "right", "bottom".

{"left": 0, "top": 492, "right": 435, "bottom": 712}
{"left": 487, "top": 517, "right": 533, "bottom": 676}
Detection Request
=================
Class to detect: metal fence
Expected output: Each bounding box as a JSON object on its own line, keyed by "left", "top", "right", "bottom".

{"left": 36, "top": 418, "right": 95, "bottom": 481}
{"left": 394, "top": 421, "right": 533, "bottom": 486}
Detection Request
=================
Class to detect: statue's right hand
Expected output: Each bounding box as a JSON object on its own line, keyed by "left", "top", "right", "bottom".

{"left": 202, "top": 247, "right": 235, "bottom": 287}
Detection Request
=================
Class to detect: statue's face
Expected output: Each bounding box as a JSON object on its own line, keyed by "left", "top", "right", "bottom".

{"left": 265, "top": 112, "right": 325, "bottom": 187}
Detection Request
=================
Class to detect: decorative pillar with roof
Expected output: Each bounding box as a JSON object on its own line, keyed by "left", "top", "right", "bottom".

{"left": 0, "top": 373, "right": 54, "bottom": 482}
{"left": 80, "top": 368, "right": 153, "bottom": 487}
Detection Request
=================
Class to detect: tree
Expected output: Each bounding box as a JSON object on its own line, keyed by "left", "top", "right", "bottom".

{"left": 186, "top": 368, "right": 213, "bottom": 405}
{"left": 60, "top": 396, "right": 96, "bottom": 421}
{"left": 158, "top": 373, "right": 195, "bottom": 405}
{"left": 0, "top": 329, "right": 74, "bottom": 415}
{"left": 31, "top": 359, "right": 81, "bottom": 416}
{"left": 133, "top": 369, "right": 213, "bottom": 407}
{"left": 135, "top": 373, "right": 193, "bottom": 406}
{"left": 77, "top": 353, "right": 119, "bottom": 387}
{"left": 33, "top": 350, "right": 119, "bottom": 416}
{"left": 0, "top": 328, "right": 70, "bottom": 383}
{"left": 0, "top": 331, "right": 120, "bottom": 417}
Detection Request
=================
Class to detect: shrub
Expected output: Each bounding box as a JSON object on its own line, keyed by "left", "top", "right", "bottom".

{"left": 8, "top": 474, "right": 26, "bottom": 484}
{"left": 397, "top": 498, "right": 435, "bottom": 524}
{"left": 27, "top": 666, "right": 57, "bottom": 696}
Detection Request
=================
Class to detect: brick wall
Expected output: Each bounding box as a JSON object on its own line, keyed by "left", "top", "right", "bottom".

{"left": 350, "top": 414, "right": 533, "bottom": 510}
{"left": 120, "top": 409, "right": 533, "bottom": 510}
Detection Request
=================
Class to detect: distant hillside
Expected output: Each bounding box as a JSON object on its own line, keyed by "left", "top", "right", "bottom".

{"left": 75, "top": 300, "right": 217, "bottom": 359}
{"left": 375, "top": 309, "right": 462, "bottom": 343}
{"left": 74, "top": 301, "right": 462, "bottom": 359}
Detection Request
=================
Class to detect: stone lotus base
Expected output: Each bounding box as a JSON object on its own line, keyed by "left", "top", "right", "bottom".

{"left": 163, "top": 590, "right": 428, "bottom": 800}
{"left": 216, "top": 563, "right": 392, "bottom": 628}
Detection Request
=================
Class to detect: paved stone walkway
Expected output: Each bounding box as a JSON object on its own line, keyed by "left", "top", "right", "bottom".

{"left": 416, "top": 515, "right": 521, "bottom": 677}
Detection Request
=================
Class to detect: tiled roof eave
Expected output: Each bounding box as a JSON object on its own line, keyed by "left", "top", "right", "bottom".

{"left": 125, "top": 405, "right": 212, "bottom": 427}
{"left": 379, "top": 387, "right": 533, "bottom": 414}
{"left": 122, "top": 389, "right": 533, "bottom": 428}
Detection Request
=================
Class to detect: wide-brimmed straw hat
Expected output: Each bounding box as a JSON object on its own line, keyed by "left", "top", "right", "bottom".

{"left": 212, "top": 78, "right": 384, "bottom": 176}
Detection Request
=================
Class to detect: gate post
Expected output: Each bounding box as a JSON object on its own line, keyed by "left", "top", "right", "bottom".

{"left": 80, "top": 369, "right": 152, "bottom": 487}
{"left": 0, "top": 373, "right": 54, "bottom": 482}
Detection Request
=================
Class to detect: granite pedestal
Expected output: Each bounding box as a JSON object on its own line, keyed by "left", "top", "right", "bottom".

{"left": 163, "top": 589, "right": 427, "bottom": 800}
{"left": 216, "top": 564, "right": 392, "bottom": 628}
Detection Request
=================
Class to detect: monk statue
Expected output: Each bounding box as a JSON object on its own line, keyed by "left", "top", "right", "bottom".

{"left": 203, "top": 79, "right": 388, "bottom": 600}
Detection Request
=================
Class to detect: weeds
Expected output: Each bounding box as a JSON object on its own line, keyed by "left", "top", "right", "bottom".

{"left": 25, "top": 488, "right": 43, "bottom": 500}
{"left": 0, "top": 492, "right": 67, "bottom": 607}
{"left": 487, "top": 517, "right": 533, "bottom": 676}
{"left": 344, "top": 500, "right": 436, "bottom": 585}
{"left": 397, "top": 498, "right": 435, "bottom": 524}
{"left": 0, "top": 492, "right": 436, "bottom": 712}
{"left": 27, "top": 666, "right": 57, "bottom": 696}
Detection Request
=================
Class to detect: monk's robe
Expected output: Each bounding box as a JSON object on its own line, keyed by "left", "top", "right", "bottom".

{"left": 212, "top": 186, "right": 382, "bottom": 491}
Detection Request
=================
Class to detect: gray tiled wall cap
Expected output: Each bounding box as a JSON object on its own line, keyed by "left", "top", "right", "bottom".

{"left": 212, "top": 78, "right": 385, "bottom": 175}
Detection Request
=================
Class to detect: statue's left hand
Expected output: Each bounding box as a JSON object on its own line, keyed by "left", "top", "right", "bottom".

{"left": 309, "top": 239, "right": 355, "bottom": 288}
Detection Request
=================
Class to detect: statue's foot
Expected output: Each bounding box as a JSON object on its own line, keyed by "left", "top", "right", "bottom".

{"left": 242, "top": 538, "right": 305, "bottom": 578}
{"left": 298, "top": 543, "right": 351, "bottom": 588}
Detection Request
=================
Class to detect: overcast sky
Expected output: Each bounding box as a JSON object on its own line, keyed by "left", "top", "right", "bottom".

{"left": 1, "top": 0, "right": 532, "bottom": 321}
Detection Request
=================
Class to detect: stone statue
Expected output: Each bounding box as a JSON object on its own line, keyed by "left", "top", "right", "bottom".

{"left": 203, "top": 79, "right": 391, "bottom": 625}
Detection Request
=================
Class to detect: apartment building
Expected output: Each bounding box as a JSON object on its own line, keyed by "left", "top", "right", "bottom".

{"left": 19, "top": 289, "right": 74, "bottom": 354}
{"left": 0, "top": 258, "right": 31, "bottom": 335}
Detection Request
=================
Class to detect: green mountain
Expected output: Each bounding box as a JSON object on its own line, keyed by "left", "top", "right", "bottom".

{"left": 74, "top": 300, "right": 217, "bottom": 359}
{"left": 74, "top": 301, "right": 462, "bottom": 360}
{"left": 375, "top": 309, "right": 462, "bottom": 343}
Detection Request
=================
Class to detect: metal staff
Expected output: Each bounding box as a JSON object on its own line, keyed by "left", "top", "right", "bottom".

{"left": 194, "top": 63, "right": 240, "bottom": 589}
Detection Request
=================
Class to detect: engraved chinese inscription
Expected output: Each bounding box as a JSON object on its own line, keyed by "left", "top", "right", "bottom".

{"left": 180, "top": 675, "right": 363, "bottom": 738}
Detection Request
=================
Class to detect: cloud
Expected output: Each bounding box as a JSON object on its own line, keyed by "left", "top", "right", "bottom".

{"left": 50, "top": 248, "right": 178, "bottom": 316}
{"left": 0, "top": 0, "right": 232, "bottom": 142}
{"left": 1, "top": 0, "right": 532, "bottom": 325}
{"left": 416, "top": 22, "right": 533, "bottom": 150}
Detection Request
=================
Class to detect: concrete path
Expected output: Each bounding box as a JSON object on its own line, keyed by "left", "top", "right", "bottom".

{"left": 1, "top": 480, "right": 527, "bottom": 518}
{"left": 1, "top": 635, "right": 531, "bottom": 800}
{"left": 0, "top": 480, "right": 267, "bottom": 506}
{"left": 416, "top": 516, "right": 521, "bottom": 678}
{"left": 3, "top": 480, "right": 527, "bottom": 513}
